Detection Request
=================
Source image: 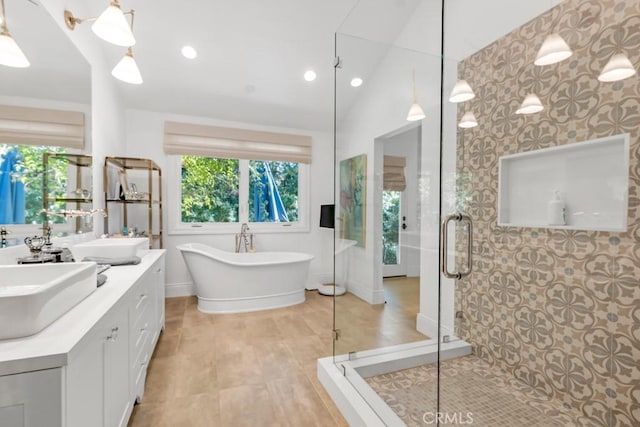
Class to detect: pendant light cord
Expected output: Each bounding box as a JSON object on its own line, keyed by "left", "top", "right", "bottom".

{"left": 126, "top": 9, "right": 135, "bottom": 56}
{"left": 412, "top": 69, "right": 417, "bottom": 103}
{"left": 1, "top": 0, "right": 7, "bottom": 33}
{"left": 130, "top": 9, "right": 135, "bottom": 32}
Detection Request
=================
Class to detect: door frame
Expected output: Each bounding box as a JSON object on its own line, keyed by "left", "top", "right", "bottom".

{"left": 373, "top": 122, "right": 421, "bottom": 286}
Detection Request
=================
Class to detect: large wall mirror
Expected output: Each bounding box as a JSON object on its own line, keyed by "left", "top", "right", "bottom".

{"left": 0, "top": 0, "right": 91, "bottom": 240}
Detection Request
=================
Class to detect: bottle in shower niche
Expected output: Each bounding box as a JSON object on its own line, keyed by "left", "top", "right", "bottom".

{"left": 547, "top": 190, "right": 566, "bottom": 225}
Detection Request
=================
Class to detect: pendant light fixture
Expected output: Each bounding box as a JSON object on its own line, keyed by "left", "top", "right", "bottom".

{"left": 449, "top": 79, "right": 475, "bottom": 103}
{"left": 112, "top": 10, "right": 142, "bottom": 84}
{"left": 92, "top": 1, "right": 135, "bottom": 47}
{"left": 406, "top": 70, "right": 425, "bottom": 122}
{"left": 598, "top": 53, "right": 637, "bottom": 82}
{"left": 458, "top": 111, "right": 478, "bottom": 128}
{"left": 64, "top": 1, "right": 135, "bottom": 47}
{"left": 516, "top": 93, "right": 544, "bottom": 115}
{"left": 0, "top": 0, "right": 29, "bottom": 68}
{"left": 112, "top": 47, "right": 142, "bottom": 84}
{"left": 534, "top": 33, "right": 572, "bottom": 66}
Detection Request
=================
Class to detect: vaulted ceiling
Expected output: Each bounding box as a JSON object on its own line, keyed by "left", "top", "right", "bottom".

{"left": 2, "top": 0, "right": 563, "bottom": 131}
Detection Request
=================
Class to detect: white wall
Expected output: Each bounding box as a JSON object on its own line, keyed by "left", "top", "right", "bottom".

{"left": 123, "top": 109, "right": 334, "bottom": 295}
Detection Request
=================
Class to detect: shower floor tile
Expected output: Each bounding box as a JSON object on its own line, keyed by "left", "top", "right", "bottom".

{"left": 366, "top": 355, "right": 580, "bottom": 427}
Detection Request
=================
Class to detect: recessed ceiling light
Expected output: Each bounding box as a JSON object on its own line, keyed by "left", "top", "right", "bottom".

{"left": 304, "top": 70, "right": 316, "bottom": 82}
{"left": 181, "top": 45, "right": 198, "bottom": 59}
{"left": 350, "top": 77, "right": 363, "bottom": 87}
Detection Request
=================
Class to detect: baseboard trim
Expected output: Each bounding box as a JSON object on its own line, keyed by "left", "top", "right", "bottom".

{"left": 417, "top": 312, "right": 455, "bottom": 339}
{"left": 165, "top": 282, "right": 195, "bottom": 298}
{"left": 347, "top": 280, "right": 385, "bottom": 304}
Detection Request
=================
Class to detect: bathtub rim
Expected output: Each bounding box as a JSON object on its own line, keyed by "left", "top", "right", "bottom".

{"left": 176, "top": 242, "right": 314, "bottom": 267}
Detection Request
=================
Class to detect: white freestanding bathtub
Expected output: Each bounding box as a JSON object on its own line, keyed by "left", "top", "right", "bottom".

{"left": 176, "top": 243, "right": 313, "bottom": 313}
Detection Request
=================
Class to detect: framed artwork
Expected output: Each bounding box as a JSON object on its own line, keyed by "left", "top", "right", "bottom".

{"left": 339, "top": 154, "right": 366, "bottom": 247}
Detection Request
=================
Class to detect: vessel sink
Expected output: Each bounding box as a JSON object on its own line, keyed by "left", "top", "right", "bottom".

{"left": 0, "top": 262, "right": 97, "bottom": 340}
{"left": 70, "top": 237, "right": 149, "bottom": 261}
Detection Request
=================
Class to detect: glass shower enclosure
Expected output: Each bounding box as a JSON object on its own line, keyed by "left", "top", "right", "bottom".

{"left": 327, "top": 1, "right": 638, "bottom": 426}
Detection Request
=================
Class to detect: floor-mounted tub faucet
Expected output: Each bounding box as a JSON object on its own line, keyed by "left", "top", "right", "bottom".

{"left": 235, "top": 223, "right": 254, "bottom": 253}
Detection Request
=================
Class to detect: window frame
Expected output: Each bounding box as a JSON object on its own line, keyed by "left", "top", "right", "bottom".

{"left": 168, "top": 155, "right": 310, "bottom": 235}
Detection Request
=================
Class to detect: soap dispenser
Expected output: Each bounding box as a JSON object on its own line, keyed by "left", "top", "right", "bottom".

{"left": 547, "top": 190, "right": 566, "bottom": 225}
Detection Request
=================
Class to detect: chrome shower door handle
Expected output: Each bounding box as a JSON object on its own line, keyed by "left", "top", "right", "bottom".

{"left": 440, "top": 213, "right": 473, "bottom": 279}
{"left": 458, "top": 213, "right": 473, "bottom": 278}
{"left": 441, "top": 213, "right": 460, "bottom": 279}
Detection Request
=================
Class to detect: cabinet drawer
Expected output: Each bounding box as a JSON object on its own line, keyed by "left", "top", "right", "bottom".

{"left": 132, "top": 328, "right": 150, "bottom": 370}
{"left": 133, "top": 295, "right": 151, "bottom": 330}
{"left": 132, "top": 290, "right": 151, "bottom": 328}
{"left": 134, "top": 325, "right": 150, "bottom": 356}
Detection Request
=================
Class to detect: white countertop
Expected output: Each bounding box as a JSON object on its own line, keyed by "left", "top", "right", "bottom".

{"left": 0, "top": 250, "right": 166, "bottom": 376}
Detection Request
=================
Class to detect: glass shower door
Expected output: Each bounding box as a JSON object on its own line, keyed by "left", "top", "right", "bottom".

{"left": 331, "top": 26, "right": 442, "bottom": 423}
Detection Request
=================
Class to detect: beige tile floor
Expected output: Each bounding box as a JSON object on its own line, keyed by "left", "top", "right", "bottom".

{"left": 335, "top": 276, "right": 427, "bottom": 355}
{"left": 128, "top": 279, "right": 422, "bottom": 427}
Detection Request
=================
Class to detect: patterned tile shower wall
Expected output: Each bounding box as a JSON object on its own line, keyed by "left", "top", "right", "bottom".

{"left": 454, "top": 1, "right": 639, "bottom": 426}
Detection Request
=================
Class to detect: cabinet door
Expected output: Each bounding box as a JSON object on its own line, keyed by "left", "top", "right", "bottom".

{"left": 66, "top": 325, "right": 105, "bottom": 427}
{"left": 0, "top": 368, "right": 62, "bottom": 427}
{"left": 103, "top": 305, "right": 131, "bottom": 427}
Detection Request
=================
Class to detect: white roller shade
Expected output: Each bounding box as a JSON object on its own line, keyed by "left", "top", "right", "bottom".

{"left": 384, "top": 155, "right": 406, "bottom": 191}
{"left": 163, "top": 121, "right": 312, "bottom": 164}
{"left": 0, "top": 105, "right": 85, "bottom": 149}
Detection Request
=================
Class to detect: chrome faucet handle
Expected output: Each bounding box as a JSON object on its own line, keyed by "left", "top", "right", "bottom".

{"left": 24, "top": 236, "right": 46, "bottom": 254}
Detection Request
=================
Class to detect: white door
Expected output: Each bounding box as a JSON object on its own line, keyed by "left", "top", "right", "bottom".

{"left": 382, "top": 189, "right": 408, "bottom": 277}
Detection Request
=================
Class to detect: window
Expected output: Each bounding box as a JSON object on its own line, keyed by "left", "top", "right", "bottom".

{"left": 248, "top": 160, "right": 298, "bottom": 222}
{"left": 1, "top": 144, "right": 67, "bottom": 225}
{"left": 1, "top": 145, "right": 86, "bottom": 230}
{"left": 173, "top": 156, "right": 307, "bottom": 233}
{"left": 181, "top": 156, "right": 239, "bottom": 223}
{"left": 164, "top": 121, "right": 311, "bottom": 234}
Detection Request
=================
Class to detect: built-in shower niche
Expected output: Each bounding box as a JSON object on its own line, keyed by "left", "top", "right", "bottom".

{"left": 497, "top": 134, "right": 630, "bottom": 232}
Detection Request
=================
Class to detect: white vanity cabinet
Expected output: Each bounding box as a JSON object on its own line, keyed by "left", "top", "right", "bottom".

{"left": 0, "top": 251, "right": 166, "bottom": 427}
